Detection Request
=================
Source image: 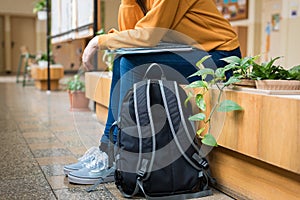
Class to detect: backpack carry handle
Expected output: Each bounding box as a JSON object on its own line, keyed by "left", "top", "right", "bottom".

{"left": 143, "top": 63, "right": 166, "bottom": 80}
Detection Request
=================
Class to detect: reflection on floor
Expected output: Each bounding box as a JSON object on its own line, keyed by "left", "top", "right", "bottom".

{"left": 0, "top": 77, "right": 234, "bottom": 200}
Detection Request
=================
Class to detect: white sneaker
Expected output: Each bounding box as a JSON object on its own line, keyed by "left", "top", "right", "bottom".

{"left": 68, "top": 152, "right": 114, "bottom": 185}
{"left": 63, "top": 146, "right": 100, "bottom": 176}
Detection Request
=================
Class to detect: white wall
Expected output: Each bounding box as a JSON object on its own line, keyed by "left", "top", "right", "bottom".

{"left": 0, "top": 0, "right": 45, "bottom": 72}
{"left": 281, "top": 0, "right": 300, "bottom": 68}
{"left": 260, "top": 0, "right": 300, "bottom": 68}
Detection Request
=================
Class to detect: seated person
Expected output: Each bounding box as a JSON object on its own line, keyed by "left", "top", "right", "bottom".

{"left": 64, "top": 0, "right": 241, "bottom": 184}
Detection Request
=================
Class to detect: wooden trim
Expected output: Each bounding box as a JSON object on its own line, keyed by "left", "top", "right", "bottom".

{"left": 209, "top": 147, "right": 300, "bottom": 200}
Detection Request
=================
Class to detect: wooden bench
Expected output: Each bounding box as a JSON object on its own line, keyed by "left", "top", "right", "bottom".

{"left": 30, "top": 64, "right": 64, "bottom": 90}
{"left": 85, "top": 72, "right": 112, "bottom": 124}
{"left": 207, "top": 88, "right": 300, "bottom": 200}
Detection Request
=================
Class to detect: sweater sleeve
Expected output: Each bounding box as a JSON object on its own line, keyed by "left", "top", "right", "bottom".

{"left": 118, "top": 0, "right": 144, "bottom": 31}
{"left": 98, "top": 0, "right": 181, "bottom": 50}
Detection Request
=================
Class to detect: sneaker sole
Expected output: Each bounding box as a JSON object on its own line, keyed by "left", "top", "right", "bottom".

{"left": 68, "top": 174, "right": 115, "bottom": 185}
{"left": 63, "top": 167, "right": 76, "bottom": 176}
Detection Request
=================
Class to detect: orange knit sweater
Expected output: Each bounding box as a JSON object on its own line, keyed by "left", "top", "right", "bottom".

{"left": 99, "top": 0, "right": 239, "bottom": 52}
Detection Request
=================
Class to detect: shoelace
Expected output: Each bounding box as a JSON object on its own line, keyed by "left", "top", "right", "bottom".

{"left": 86, "top": 153, "right": 108, "bottom": 173}
{"left": 78, "top": 147, "right": 99, "bottom": 162}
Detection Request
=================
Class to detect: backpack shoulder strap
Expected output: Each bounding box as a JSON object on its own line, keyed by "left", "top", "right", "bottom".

{"left": 158, "top": 80, "right": 201, "bottom": 170}
{"left": 134, "top": 80, "right": 156, "bottom": 179}
{"left": 118, "top": 80, "right": 157, "bottom": 198}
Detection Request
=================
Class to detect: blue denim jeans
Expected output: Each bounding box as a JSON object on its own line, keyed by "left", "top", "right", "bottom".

{"left": 100, "top": 47, "right": 241, "bottom": 144}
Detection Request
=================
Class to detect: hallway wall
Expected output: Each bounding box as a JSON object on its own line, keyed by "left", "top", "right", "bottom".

{"left": 231, "top": 0, "right": 300, "bottom": 68}
{"left": 0, "top": 0, "right": 45, "bottom": 73}
{"left": 0, "top": 0, "right": 34, "bottom": 15}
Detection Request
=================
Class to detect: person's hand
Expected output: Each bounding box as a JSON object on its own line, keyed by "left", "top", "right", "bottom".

{"left": 82, "top": 36, "right": 99, "bottom": 71}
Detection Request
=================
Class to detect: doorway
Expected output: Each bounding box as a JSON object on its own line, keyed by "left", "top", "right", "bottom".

{"left": 11, "top": 16, "right": 36, "bottom": 73}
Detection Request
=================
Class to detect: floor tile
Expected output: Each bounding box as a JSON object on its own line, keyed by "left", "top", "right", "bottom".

{"left": 41, "top": 164, "right": 67, "bottom": 176}
{"left": 67, "top": 146, "right": 89, "bottom": 158}
{"left": 54, "top": 186, "right": 116, "bottom": 200}
{"left": 0, "top": 121, "right": 19, "bottom": 133}
{"left": 22, "top": 130, "right": 55, "bottom": 138}
{"left": 0, "top": 133, "right": 27, "bottom": 145}
{"left": 0, "top": 161, "right": 42, "bottom": 180}
{"left": 36, "top": 156, "right": 77, "bottom": 166}
{"left": 0, "top": 175, "right": 55, "bottom": 200}
{"left": 24, "top": 136, "right": 58, "bottom": 144}
{"left": 31, "top": 148, "right": 73, "bottom": 158}
{"left": 46, "top": 175, "right": 80, "bottom": 190}
{"left": 0, "top": 144, "right": 34, "bottom": 162}
{"left": 0, "top": 189, "right": 57, "bottom": 200}
{"left": 28, "top": 142, "right": 65, "bottom": 150}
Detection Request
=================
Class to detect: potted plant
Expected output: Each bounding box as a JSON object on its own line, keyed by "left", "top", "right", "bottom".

{"left": 66, "top": 74, "right": 90, "bottom": 111}
{"left": 35, "top": 52, "right": 55, "bottom": 68}
{"left": 186, "top": 56, "right": 243, "bottom": 147}
{"left": 220, "top": 55, "right": 260, "bottom": 88}
{"left": 250, "top": 58, "right": 300, "bottom": 90}
{"left": 221, "top": 55, "right": 300, "bottom": 90}
{"left": 33, "top": 0, "right": 47, "bottom": 20}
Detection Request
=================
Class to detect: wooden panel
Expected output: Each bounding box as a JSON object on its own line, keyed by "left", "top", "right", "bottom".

{"left": 85, "top": 72, "right": 112, "bottom": 107}
{"left": 218, "top": 91, "right": 262, "bottom": 157}
{"left": 34, "top": 80, "right": 60, "bottom": 91}
{"left": 209, "top": 147, "right": 300, "bottom": 200}
{"left": 31, "top": 65, "right": 64, "bottom": 80}
{"left": 259, "top": 95, "right": 300, "bottom": 173}
{"left": 95, "top": 74, "right": 111, "bottom": 107}
{"left": 212, "top": 89, "right": 300, "bottom": 174}
{"left": 52, "top": 39, "right": 86, "bottom": 72}
{"left": 96, "top": 103, "right": 108, "bottom": 124}
{"left": 85, "top": 72, "right": 100, "bottom": 100}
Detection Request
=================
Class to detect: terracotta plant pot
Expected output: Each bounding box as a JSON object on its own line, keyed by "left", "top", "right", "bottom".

{"left": 233, "top": 79, "right": 256, "bottom": 88}
{"left": 255, "top": 80, "right": 300, "bottom": 90}
{"left": 68, "top": 91, "right": 90, "bottom": 111}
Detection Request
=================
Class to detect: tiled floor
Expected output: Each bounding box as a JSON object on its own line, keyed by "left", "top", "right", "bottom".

{"left": 0, "top": 76, "right": 234, "bottom": 200}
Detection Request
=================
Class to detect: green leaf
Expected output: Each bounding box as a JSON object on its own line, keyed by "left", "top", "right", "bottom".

{"left": 189, "top": 113, "right": 206, "bottom": 121}
{"left": 240, "top": 56, "right": 254, "bottom": 66}
{"left": 186, "top": 80, "right": 208, "bottom": 89}
{"left": 215, "top": 68, "right": 225, "bottom": 78}
{"left": 66, "top": 74, "right": 85, "bottom": 92}
{"left": 196, "top": 94, "right": 206, "bottom": 111}
{"left": 196, "top": 127, "right": 206, "bottom": 137}
{"left": 265, "top": 56, "right": 282, "bottom": 69}
{"left": 223, "top": 63, "right": 238, "bottom": 74}
{"left": 96, "top": 28, "right": 105, "bottom": 35}
{"left": 33, "top": 0, "right": 46, "bottom": 13}
{"left": 184, "top": 91, "right": 193, "bottom": 107}
{"left": 196, "top": 55, "right": 212, "bottom": 69}
{"left": 200, "top": 68, "right": 215, "bottom": 76}
{"left": 188, "top": 68, "right": 214, "bottom": 79}
{"left": 288, "top": 65, "right": 300, "bottom": 80}
{"left": 217, "top": 100, "right": 243, "bottom": 112}
{"left": 220, "top": 56, "right": 241, "bottom": 64}
{"left": 201, "top": 133, "right": 218, "bottom": 147}
{"left": 224, "top": 76, "right": 241, "bottom": 86}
